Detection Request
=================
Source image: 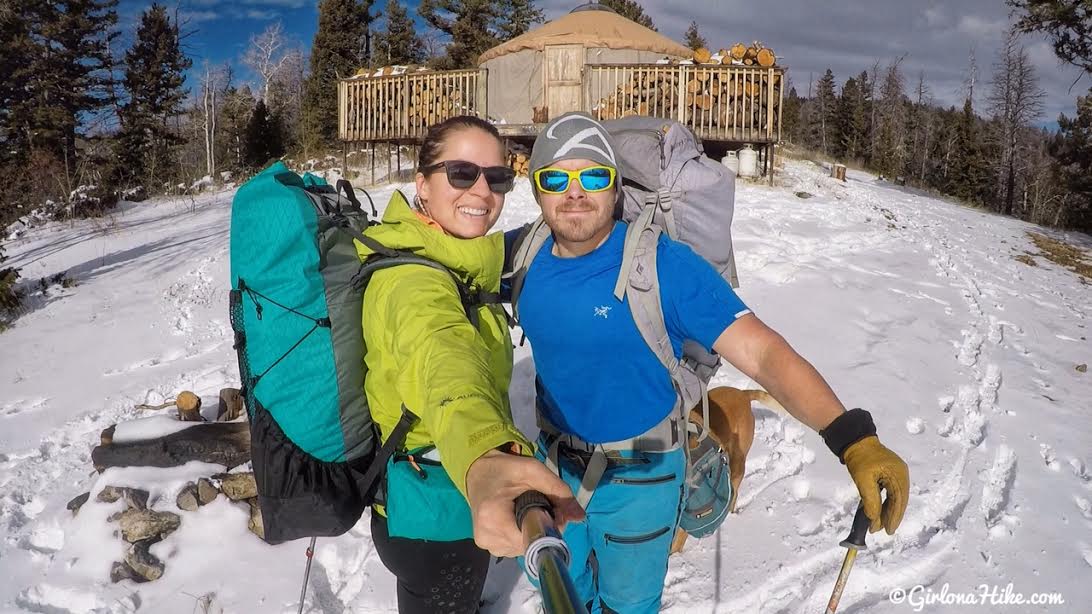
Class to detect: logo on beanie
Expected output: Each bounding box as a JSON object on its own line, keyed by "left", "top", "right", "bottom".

{"left": 545, "top": 115, "right": 617, "bottom": 166}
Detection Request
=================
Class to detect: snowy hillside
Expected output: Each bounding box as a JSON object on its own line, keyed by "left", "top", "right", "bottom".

{"left": 1, "top": 159, "right": 1090, "bottom": 614}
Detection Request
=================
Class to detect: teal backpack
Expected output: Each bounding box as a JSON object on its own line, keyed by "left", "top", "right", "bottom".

{"left": 229, "top": 162, "right": 423, "bottom": 544}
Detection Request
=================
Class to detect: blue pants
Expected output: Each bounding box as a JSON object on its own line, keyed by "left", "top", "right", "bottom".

{"left": 529, "top": 436, "right": 686, "bottom": 614}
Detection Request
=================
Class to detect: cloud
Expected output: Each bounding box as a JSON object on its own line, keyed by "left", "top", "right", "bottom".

{"left": 179, "top": 9, "right": 220, "bottom": 24}
{"left": 245, "top": 9, "right": 279, "bottom": 20}
{"left": 957, "top": 15, "right": 1007, "bottom": 39}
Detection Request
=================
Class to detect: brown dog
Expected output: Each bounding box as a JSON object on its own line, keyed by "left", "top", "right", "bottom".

{"left": 669, "top": 386, "right": 784, "bottom": 554}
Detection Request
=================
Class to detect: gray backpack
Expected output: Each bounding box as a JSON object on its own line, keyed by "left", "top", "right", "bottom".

{"left": 509, "top": 117, "right": 739, "bottom": 512}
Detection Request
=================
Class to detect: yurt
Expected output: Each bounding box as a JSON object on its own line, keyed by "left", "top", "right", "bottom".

{"left": 477, "top": 3, "right": 692, "bottom": 124}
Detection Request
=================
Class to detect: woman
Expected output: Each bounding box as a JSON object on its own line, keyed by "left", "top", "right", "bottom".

{"left": 355, "top": 116, "right": 533, "bottom": 614}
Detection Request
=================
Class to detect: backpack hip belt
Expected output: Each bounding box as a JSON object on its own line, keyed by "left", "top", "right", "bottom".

{"left": 537, "top": 400, "right": 685, "bottom": 509}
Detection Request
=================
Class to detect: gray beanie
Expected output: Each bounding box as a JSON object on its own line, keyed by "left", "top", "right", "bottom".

{"left": 529, "top": 112, "right": 621, "bottom": 192}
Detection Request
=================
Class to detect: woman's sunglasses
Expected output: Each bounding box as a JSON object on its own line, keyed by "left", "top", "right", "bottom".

{"left": 533, "top": 165, "right": 617, "bottom": 194}
{"left": 420, "top": 160, "right": 515, "bottom": 194}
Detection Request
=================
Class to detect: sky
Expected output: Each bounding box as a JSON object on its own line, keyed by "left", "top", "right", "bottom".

{"left": 120, "top": 0, "right": 1089, "bottom": 124}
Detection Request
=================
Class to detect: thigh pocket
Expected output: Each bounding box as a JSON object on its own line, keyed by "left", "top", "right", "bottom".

{"left": 609, "top": 472, "right": 677, "bottom": 486}
{"left": 604, "top": 526, "right": 671, "bottom": 545}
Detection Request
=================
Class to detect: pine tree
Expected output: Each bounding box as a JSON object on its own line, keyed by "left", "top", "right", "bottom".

{"left": 0, "top": 242, "right": 22, "bottom": 323}
{"left": 948, "top": 97, "right": 990, "bottom": 203}
{"left": 1009, "top": 0, "right": 1092, "bottom": 73}
{"left": 115, "top": 3, "right": 191, "bottom": 188}
{"left": 1051, "top": 87, "right": 1092, "bottom": 230}
{"left": 33, "top": 0, "right": 119, "bottom": 170}
{"left": 684, "top": 21, "right": 706, "bottom": 51}
{"left": 837, "top": 77, "right": 864, "bottom": 161}
{"left": 1, "top": 0, "right": 118, "bottom": 223}
{"left": 599, "top": 0, "right": 656, "bottom": 31}
{"left": 418, "top": 0, "right": 543, "bottom": 70}
{"left": 375, "top": 0, "right": 425, "bottom": 65}
{"left": 497, "top": 0, "right": 544, "bottom": 40}
{"left": 856, "top": 70, "right": 874, "bottom": 164}
{"left": 302, "top": 0, "right": 376, "bottom": 152}
{"left": 244, "top": 100, "right": 285, "bottom": 169}
{"left": 781, "top": 86, "right": 803, "bottom": 145}
{"left": 811, "top": 69, "right": 837, "bottom": 156}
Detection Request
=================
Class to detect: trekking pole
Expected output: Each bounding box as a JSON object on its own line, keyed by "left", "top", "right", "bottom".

{"left": 824, "top": 503, "right": 870, "bottom": 614}
{"left": 515, "top": 491, "right": 589, "bottom": 614}
{"left": 296, "top": 536, "right": 318, "bottom": 614}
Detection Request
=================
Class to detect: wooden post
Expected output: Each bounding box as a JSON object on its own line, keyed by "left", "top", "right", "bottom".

{"left": 769, "top": 143, "right": 776, "bottom": 186}
{"left": 476, "top": 68, "right": 489, "bottom": 118}
{"left": 832, "top": 163, "right": 847, "bottom": 181}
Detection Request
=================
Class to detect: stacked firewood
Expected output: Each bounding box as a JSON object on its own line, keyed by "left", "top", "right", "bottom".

{"left": 696, "top": 42, "right": 777, "bottom": 67}
{"left": 508, "top": 150, "right": 531, "bottom": 177}
{"left": 592, "top": 70, "right": 782, "bottom": 128}
{"left": 348, "top": 66, "right": 470, "bottom": 130}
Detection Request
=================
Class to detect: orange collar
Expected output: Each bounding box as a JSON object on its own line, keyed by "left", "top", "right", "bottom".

{"left": 413, "top": 210, "right": 447, "bottom": 235}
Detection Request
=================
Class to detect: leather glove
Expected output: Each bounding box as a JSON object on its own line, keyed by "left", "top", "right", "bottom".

{"left": 821, "top": 409, "right": 910, "bottom": 535}
{"left": 843, "top": 435, "right": 909, "bottom": 534}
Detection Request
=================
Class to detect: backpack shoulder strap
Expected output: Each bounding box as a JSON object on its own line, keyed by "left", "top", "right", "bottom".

{"left": 507, "top": 216, "right": 552, "bottom": 323}
{"left": 353, "top": 252, "right": 485, "bottom": 328}
{"left": 617, "top": 219, "right": 711, "bottom": 442}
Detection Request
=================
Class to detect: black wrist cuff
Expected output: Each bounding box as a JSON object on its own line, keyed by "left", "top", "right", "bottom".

{"left": 819, "top": 408, "right": 876, "bottom": 463}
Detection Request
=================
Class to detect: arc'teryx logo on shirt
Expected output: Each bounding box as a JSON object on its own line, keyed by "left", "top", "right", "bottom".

{"left": 594, "top": 305, "right": 611, "bottom": 318}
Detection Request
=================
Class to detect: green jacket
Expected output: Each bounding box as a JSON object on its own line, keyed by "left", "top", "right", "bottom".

{"left": 356, "top": 191, "right": 530, "bottom": 497}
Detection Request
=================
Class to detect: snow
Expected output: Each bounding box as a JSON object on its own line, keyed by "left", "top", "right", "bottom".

{"left": 1, "top": 159, "right": 1091, "bottom": 612}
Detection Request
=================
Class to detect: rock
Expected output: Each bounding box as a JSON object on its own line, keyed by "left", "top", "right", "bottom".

{"left": 118, "top": 509, "right": 181, "bottom": 543}
{"left": 176, "top": 483, "right": 199, "bottom": 512}
{"left": 125, "top": 541, "right": 165, "bottom": 582}
{"left": 197, "top": 478, "right": 219, "bottom": 505}
{"left": 246, "top": 499, "right": 264, "bottom": 540}
{"left": 97, "top": 486, "right": 149, "bottom": 511}
{"left": 794, "top": 191, "right": 813, "bottom": 199}
{"left": 1077, "top": 363, "right": 1088, "bottom": 373}
{"left": 67, "top": 492, "right": 90, "bottom": 515}
{"left": 216, "top": 472, "right": 257, "bottom": 501}
{"left": 110, "top": 561, "right": 145, "bottom": 584}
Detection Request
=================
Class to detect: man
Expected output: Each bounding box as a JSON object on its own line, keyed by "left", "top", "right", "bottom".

{"left": 468, "top": 112, "right": 910, "bottom": 614}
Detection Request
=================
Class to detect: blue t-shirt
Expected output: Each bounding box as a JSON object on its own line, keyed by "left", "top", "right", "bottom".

{"left": 519, "top": 222, "right": 751, "bottom": 443}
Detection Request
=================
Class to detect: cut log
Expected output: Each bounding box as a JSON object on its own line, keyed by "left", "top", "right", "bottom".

{"left": 176, "top": 391, "right": 202, "bottom": 422}
{"left": 693, "top": 47, "right": 712, "bottom": 64}
{"left": 757, "top": 48, "right": 776, "bottom": 67}
{"left": 686, "top": 79, "right": 702, "bottom": 94}
{"left": 730, "top": 43, "right": 747, "bottom": 60}
{"left": 217, "top": 388, "right": 244, "bottom": 422}
{"left": 91, "top": 421, "right": 251, "bottom": 472}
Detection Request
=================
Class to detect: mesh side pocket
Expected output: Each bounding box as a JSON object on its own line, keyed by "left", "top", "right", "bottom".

{"left": 229, "top": 288, "right": 256, "bottom": 416}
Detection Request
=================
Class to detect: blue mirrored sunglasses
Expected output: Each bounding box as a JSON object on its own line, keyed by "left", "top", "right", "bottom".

{"left": 533, "top": 166, "right": 617, "bottom": 194}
